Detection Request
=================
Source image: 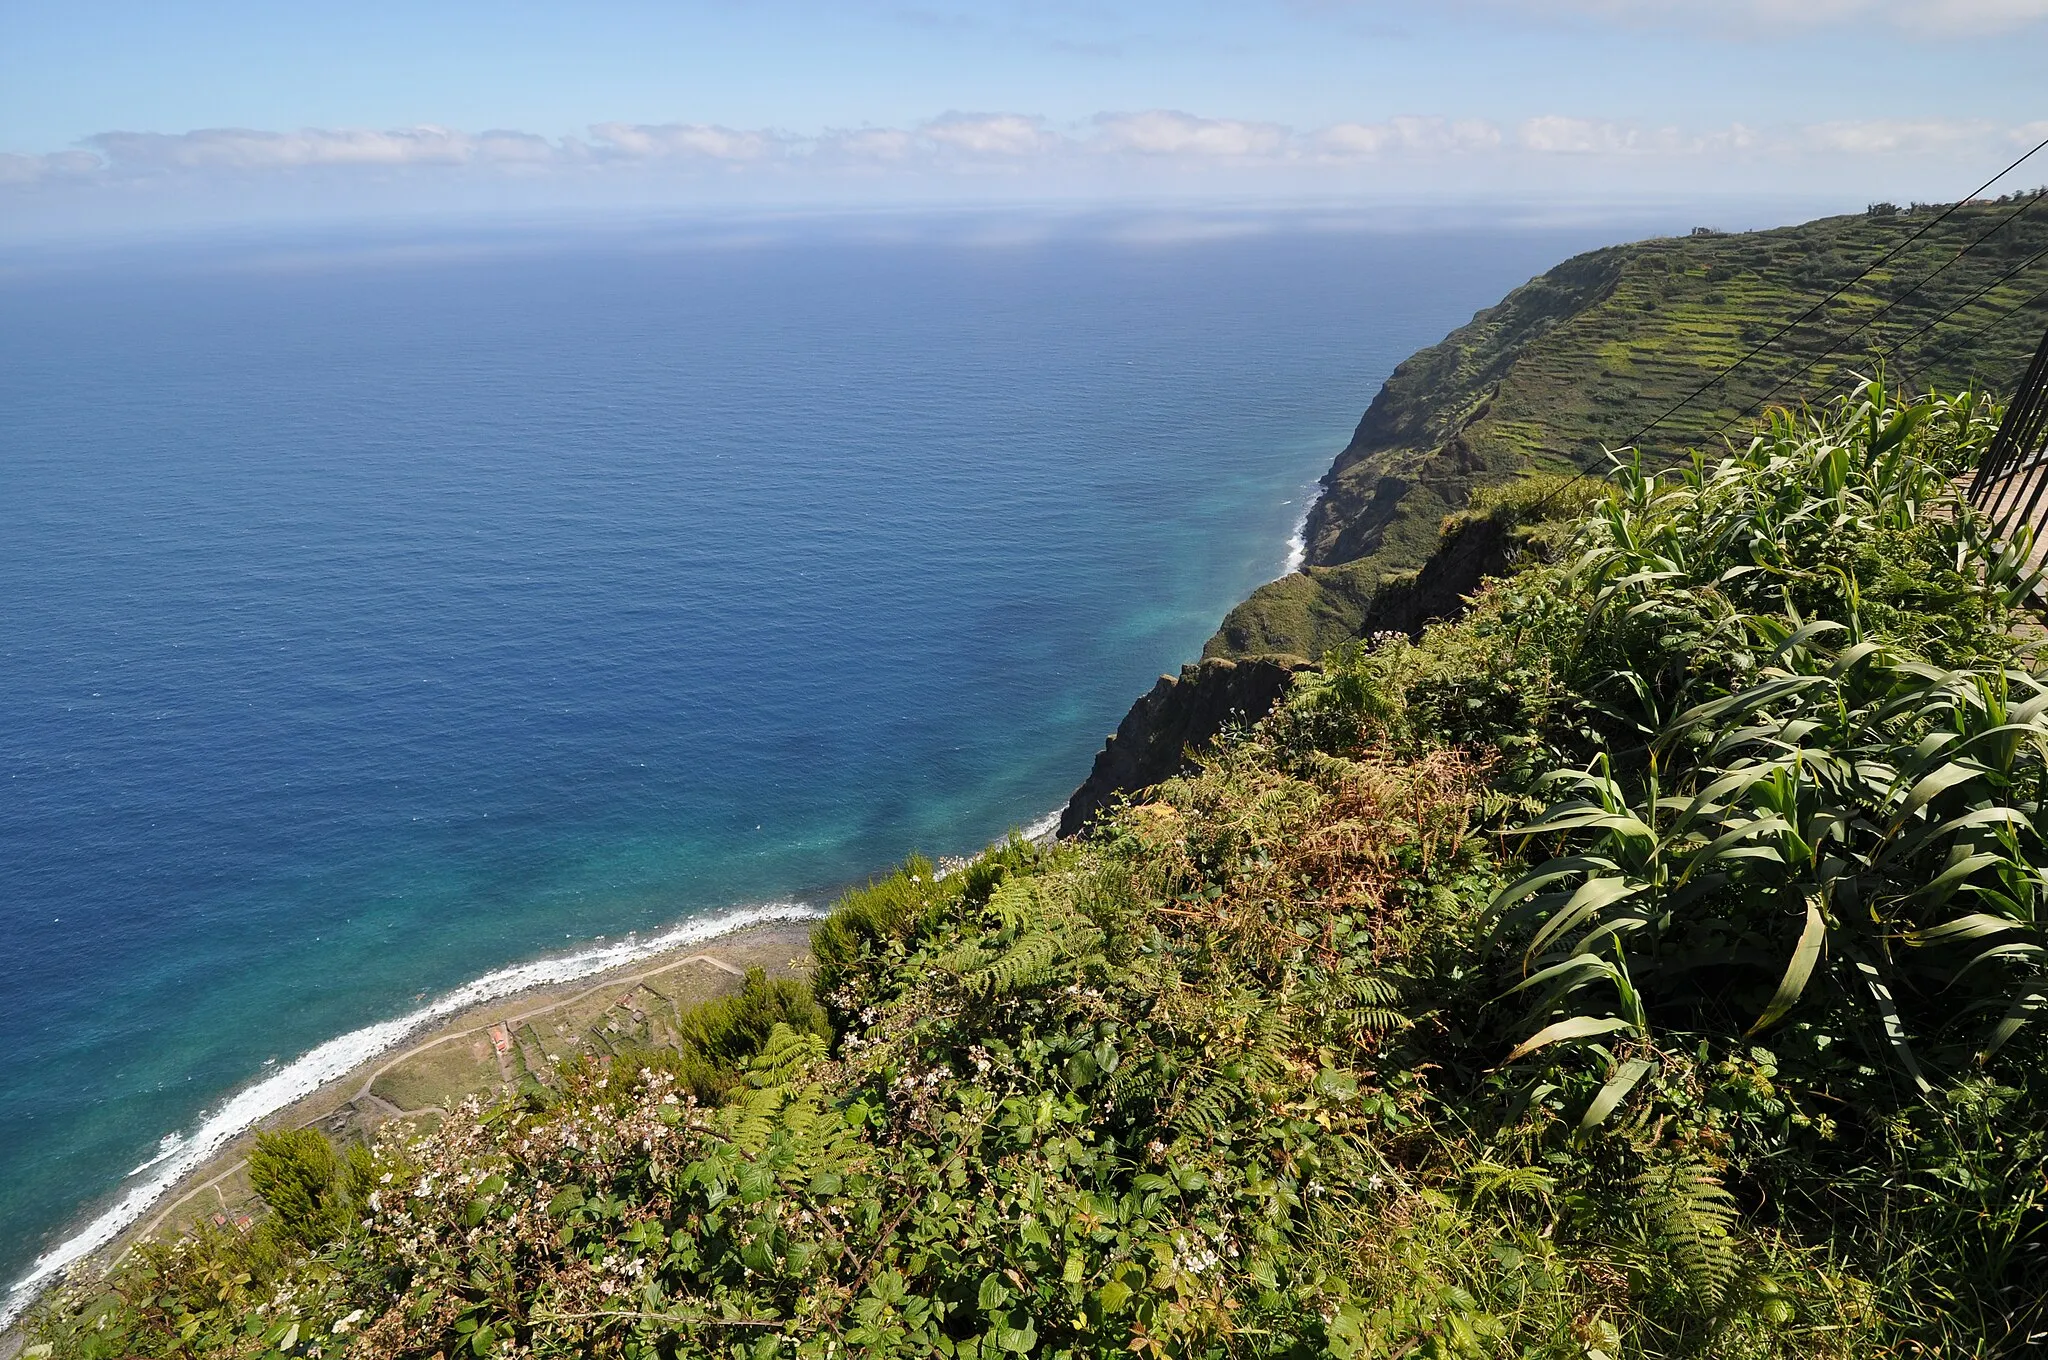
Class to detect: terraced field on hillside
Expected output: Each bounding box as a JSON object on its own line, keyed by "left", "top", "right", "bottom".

{"left": 1213, "top": 198, "right": 2048, "bottom": 659}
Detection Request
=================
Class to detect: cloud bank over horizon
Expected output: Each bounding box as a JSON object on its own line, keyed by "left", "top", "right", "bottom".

{"left": 1462, "top": 0, "right": 2048, "bottom": 35}
{"left": 6, "top": 110, "right": 2042, "bottom": 207}
{"left": 4, "top": 0, "right": 2041, "bottom": 241}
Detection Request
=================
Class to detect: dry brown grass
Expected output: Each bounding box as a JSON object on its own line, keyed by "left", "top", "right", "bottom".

{"left": 1112, "top": 741, "right": 1493, "bottom": 975}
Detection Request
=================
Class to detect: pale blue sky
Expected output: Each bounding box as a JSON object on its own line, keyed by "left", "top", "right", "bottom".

{"left": 2, "top": 1, "right": 2044, "bottom": 237}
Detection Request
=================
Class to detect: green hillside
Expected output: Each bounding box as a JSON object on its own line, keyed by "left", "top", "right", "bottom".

{"left": 1212, "top": 197, "right": 2048, "bottom": 661}
{"left": 29, "top": 380, "right": 2048, "bottom": 1359}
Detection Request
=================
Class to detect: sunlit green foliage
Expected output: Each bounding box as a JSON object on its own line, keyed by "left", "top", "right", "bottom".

{"left": 246, "top": 1129, "right": 375, "bottom": 1253}
{"left": 27, "top": 382, "right": 2048, "bottom": 1358}
{"left": 614, "top": 967, "right": 833, "bottom": 1104}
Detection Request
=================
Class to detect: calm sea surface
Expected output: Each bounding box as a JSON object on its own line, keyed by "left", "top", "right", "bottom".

{"left": 0, "top": 212, "right": 1621, "bottom": 1295}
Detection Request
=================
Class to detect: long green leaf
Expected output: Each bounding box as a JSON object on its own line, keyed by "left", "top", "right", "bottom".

{"left": 1581, "top": 1058, "right": 1654, "bottom": 1130}
{"left": 1885, "top": 806, "right": 2028, "bottom": 863}
{"left": 1978, "top": 989, "right": 2046, "bottom": 1064}
{"left": 1850, "top": 951, "right": 1930, "bottom": 1093}
{"left": 1673, "top": 815, "right": 1789, "bottom": 888}
{"left": 1516, "top": 809, "right": 1655, "bottom": 840}
{"left": 1768, "top": 619, "right": 1846, "bottom": 663}
{"left": 1526, "top": 878, "right": 1644, "bottom": 963}
{"left": 1484, "top": 856, "right": 1621, "bottom": 923}
{"left": 1914, "top": 851, "right": 2005, "bottom": 904}
{"left": 1828, "top": 640, "right": 1888, "bottom": 676}
{"left": 1747, "top": 895, "right": 1828, "bottom": 1036}
{"left": 1502, "top": 951, "right": 1619, "bottom": 999}
{"left": 1899, "top": 761, "right": 1983, "bottom": 817}
{"left": 1506, "top": 1015, "right": 1635, "bottom": 1063}
{"left": 1949, "top": 940, "right": 2046, "bottom": 987}
{"left": 1905, "top": 912, "right": 2028, "bottom": 947}
{"left": 1659, "top": 675, "right": 1830, "bottom": 748}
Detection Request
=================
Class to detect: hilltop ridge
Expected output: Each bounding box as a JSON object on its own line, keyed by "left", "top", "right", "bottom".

{"left": 1210, "top": 200, "right": 2048, "bottom": 661}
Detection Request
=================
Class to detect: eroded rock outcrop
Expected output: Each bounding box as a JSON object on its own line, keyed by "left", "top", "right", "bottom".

{"left": 1057, "top": 654, "right": 1311, "bottom": 837}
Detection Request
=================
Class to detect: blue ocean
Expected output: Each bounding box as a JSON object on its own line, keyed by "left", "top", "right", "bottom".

{"left": 0, "top": 209, "right": 1629, "bottom": 1300}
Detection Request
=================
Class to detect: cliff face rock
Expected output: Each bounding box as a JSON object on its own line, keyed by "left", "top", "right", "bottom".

{"left": 1057, "top": 655, "right": 1312, "bottom": 837}
{"left": 1297, "top": 245, "right": 1628, "bottom": 575}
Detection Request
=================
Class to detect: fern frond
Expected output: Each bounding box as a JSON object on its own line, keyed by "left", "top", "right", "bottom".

{"left": 722, "top": 1087, "right": 786, "bottom": 1155}
{"left": 1172, "top": 1073, "right": 1239, "bottom": 1138}
{"left": 1462, "top": 1160, "right": 1557, "bottom": 1206}
{"left": 746, "top": 1024, "right": 827, "bottom": 1093}
{"left": 979, "top": 928, "right": 1067, "bottom": 995}
{"left": 1633, "top": 1157, "right": 1740, "bottom": 1310}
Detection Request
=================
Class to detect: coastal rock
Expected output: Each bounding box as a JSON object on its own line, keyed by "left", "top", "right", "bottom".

{"left": 1057, "top": 654, "right": 1311, "bottom": 837}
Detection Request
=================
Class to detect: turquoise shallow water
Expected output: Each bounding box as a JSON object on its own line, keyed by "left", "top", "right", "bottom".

{"left": 0, "top": 210, "right": 1625, "bottom": 1300}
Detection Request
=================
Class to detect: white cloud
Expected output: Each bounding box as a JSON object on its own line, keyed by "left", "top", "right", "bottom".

{"left": 921, "top": 113, "right": 1054, "bottom": 156}
{"left": 1517, "top": 115, "right": 1671, "bottom": 154}
{"left": 0, "top": 149, "right": 101, "bottom": 183}
{"left": 1471, "top": 0, "right": 2048, "bottom": 33}
{"left": 1089, "top": 110, "right": 1289, "bottom": 158}
{"left": 1800, "top": 119, "right": 1993, "bottom": 154}
{"left": 1866, "top": 0, "right": 2048, "bottom": 26}
{"left": 587, "top": 123, "right": 784, "bottom": 161}
{"left": 1319, "top": 117, "right": 1502, "bottom": 156}
{"left": 5, "top": 110, "right": 2041, "bottom": 215}
{"left": 820, "top": 127, "right": 919, "bottom": 162}
{"left": 84, "top": 126, "right": 563, "bottom": 172}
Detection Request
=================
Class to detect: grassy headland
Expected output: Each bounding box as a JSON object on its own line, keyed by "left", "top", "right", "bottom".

{"left": 27, "top": 377, "right": 2048, "bottom": 1358}
{"left": 1212, "top": 198, "right": 2048, "bottom": 661}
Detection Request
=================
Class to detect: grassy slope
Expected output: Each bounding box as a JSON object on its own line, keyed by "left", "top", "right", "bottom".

{"left": 34, "top": 384, "right": 2048, "bottom": 1359}
{"left": 1211, "top": 199, "right": 2048, "bottom": 661}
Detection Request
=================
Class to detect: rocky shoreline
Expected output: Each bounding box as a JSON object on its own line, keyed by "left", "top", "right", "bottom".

{"left": 2, "top": 917, "right": 816, "bottom": 1336}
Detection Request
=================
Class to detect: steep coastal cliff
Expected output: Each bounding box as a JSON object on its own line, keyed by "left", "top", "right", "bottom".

{"left": 1055, "top": 654, "right": 1312, "bottom": 836}
{"left": 1215, "top": 201, "right": 2048, "bottom": 663}
{"left": 49, "top": 384, "right": 2048, "bottom": 1359}
{"left": 1059, "top": 200, "right": 2048, "bottom": 827}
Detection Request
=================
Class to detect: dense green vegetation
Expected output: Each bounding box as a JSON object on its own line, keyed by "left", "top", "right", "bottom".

{"left": 611, "top": 969, "right": 833, "bottom": 1107}
{"left": 27, "top": 379, "right": 2048, "bottom": 1358}
{"left": 1214, "top": 196, "right": 2048, "bottom": 661}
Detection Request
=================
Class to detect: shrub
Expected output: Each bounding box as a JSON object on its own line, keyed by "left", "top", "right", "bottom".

{"left": 810, "top": 854, "right": 953, "bottom": 995}
{"left": 246, "top": 1127, "right": 370, "bottom": 1251}
{"left": 614, "top": 966, "right": 833, "bottom": 1103}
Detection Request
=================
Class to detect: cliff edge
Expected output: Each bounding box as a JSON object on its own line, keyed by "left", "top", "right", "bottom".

{"left": 1060, "top": 201, "right": 2048, "bottom": 830}
{"left": 1056, "top": 655, "right": 1311, "bottom": 837}
{"left": 1213, "top": 203, "right": 2048, "bottom": 663}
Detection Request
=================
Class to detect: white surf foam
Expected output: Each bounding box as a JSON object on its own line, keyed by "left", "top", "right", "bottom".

{"left": 125, "top": 1134, "right": 186, "bottom": 1178}
{"left": 1020, "top": 808, "right": 1062, "bottom": 842}
{"left": 1282, "top": 486, "right": 1320, "bottom": 577}
{"left": 0, "top": 901, "right": 821, "bottom": 1328}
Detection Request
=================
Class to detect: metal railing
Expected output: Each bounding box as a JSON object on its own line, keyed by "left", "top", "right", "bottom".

{"left": 1968, "top": 320, "right": 2048, "bottom": 533}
